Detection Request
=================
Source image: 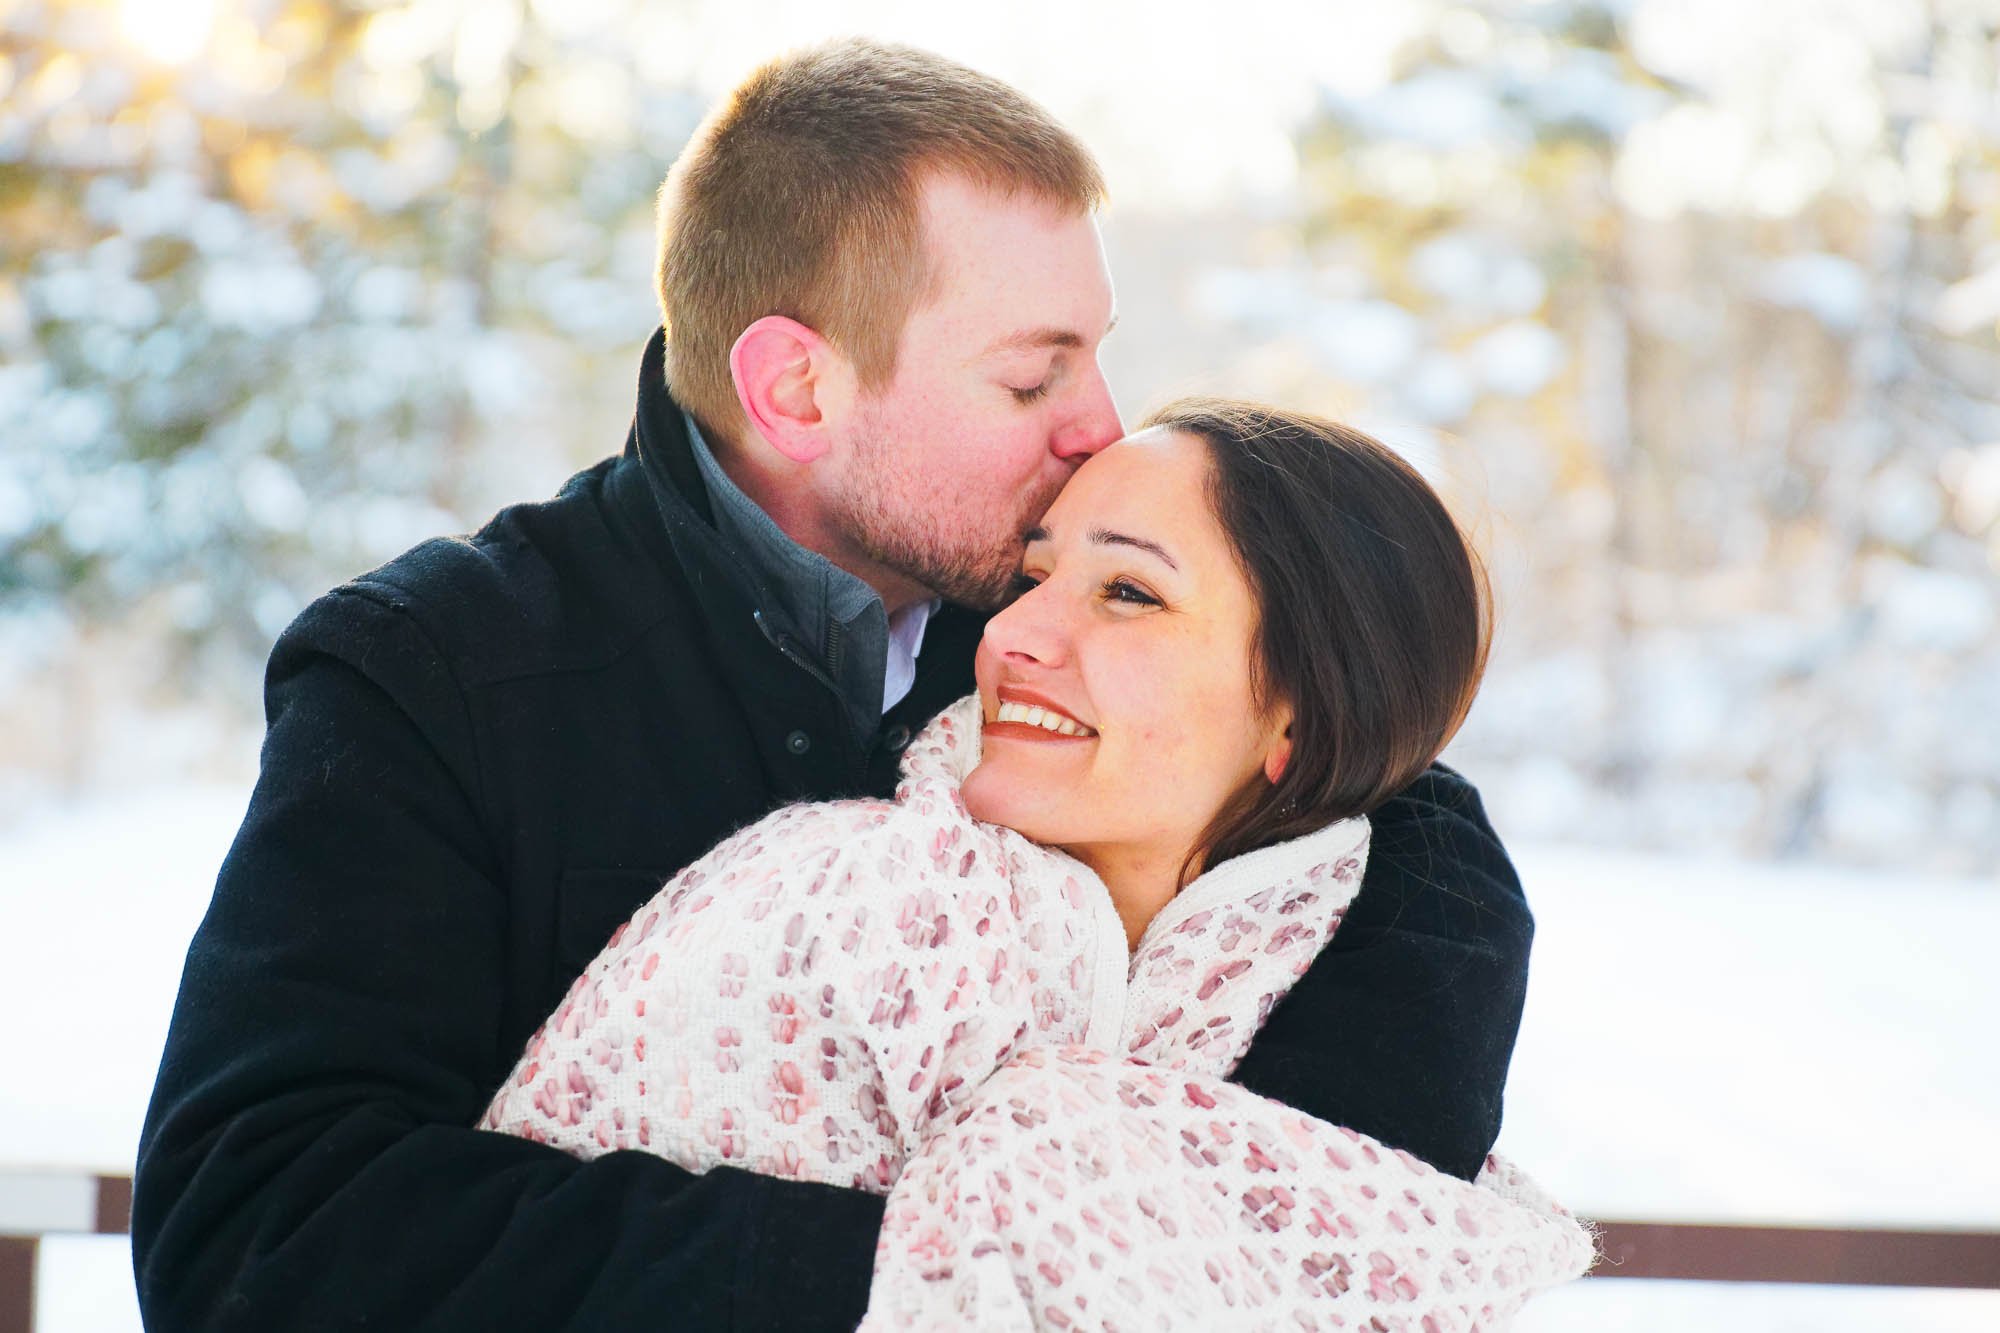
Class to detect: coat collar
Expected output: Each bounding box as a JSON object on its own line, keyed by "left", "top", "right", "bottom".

{"left": 610, "top": 329, "right": 987, "bottom": 759}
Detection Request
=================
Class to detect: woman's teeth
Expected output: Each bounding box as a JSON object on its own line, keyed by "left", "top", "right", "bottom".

{"left": 995, "top": 701, "right": 1096, "bottom": 737}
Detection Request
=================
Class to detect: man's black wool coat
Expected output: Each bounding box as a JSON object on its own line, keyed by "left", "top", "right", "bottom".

{"left": 133, "top": 330, "right": 1534, "bottom": 1332}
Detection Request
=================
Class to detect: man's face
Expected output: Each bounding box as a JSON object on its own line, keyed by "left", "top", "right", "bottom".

{"left": 824, "top": 174, "right": 1123, "bottom": 610}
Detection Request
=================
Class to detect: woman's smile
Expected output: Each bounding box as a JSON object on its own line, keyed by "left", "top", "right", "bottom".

{"left": 986, "top": 687, "right": 1098, "bottom": 740}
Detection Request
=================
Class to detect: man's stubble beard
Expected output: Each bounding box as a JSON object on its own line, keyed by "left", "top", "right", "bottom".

{"left": 832, "top": 420, "right": 1045, "bottom": 612}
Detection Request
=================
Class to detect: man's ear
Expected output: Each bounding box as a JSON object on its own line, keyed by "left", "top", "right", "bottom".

{"left": 1263, "top": 714, "right": 1294, "bottom": 786}
{"left": 730, "top": 316, "right": 841, "bottom": 464}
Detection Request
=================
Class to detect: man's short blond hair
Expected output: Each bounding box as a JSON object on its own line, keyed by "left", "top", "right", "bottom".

{"left": 656, "top": 39, "right": 1107, "bottom": 444}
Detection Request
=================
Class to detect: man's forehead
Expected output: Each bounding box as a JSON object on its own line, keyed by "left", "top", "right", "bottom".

{"left": 906, "top": 174, "right": 1114, "bottom": 349}
{"left": 915, "top": 173, "right": 1103, "bottom": 273}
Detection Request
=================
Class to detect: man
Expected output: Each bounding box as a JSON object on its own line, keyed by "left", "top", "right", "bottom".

{"left": 135, "top": 39, "right": 1531, "bottom": 1332}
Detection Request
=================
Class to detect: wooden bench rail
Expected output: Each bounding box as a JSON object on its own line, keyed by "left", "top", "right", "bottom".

{"left": 1591, "top": 1220, "right": 2000, "bottom": 1289}
{"left": 4, "top": 1174, "right": 1999, "bottom": 1331}
{"left": 0, "top": 1238, "right": 31, "bottom": 1333}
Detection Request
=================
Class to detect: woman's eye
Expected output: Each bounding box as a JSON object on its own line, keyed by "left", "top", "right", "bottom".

{"left": 1102, "top": 578, "right": 1162, "bottom": 608}
{"left": 1008, "top": 571, "right": 1044, "bottom": 598}
{"left": 1009, "top": 382, "right": 1052, "bottom": 405}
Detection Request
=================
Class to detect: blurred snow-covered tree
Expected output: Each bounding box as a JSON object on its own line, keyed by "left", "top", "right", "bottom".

{"left": 0, "top": 0, "right": 694, "bottom": 781}
{"left": 1206, "top": 0, "right": 2000, "bottom": 870}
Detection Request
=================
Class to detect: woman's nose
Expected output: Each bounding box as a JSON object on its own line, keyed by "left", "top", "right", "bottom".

{"left": 983, "top": 580, "right": 1070, "bottom": 668}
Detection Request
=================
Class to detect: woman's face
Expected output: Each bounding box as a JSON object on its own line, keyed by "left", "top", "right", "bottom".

{"left": 960, "top": 428, "right": 1290, "bottom": 888}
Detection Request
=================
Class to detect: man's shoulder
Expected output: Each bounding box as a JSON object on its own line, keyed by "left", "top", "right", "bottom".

{"left": 294, "top": 454, "right": 696, "bottom": 687}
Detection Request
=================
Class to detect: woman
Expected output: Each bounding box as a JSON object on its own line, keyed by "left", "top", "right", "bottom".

{"left": 482, "top": 400, "right": 1592, "bottom": 1328}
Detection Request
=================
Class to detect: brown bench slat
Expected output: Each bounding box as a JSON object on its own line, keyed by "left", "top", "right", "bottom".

{"left": 93, "top": 1177, "right": 131, "bottom": 1237}
{"left": 13, "top": 1182, "right": 2000, "bottom": 1313}
{"left": 0, "top": 1236, "right": 35, "bottom": 1333}
{"left": 1589, "top": 1220, "right": 2000, "bottom": 1289}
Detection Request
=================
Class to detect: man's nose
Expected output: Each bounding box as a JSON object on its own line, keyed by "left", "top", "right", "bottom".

{"left": 1049, "top": 365, "right": 1123, "bottom": 461}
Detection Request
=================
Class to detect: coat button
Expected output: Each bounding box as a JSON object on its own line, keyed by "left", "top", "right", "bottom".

{"left": 786, "top": 730, "right": 811, "bottom": 756}
{"left": 883, "top": 724, "right": 911, "bottom": 753}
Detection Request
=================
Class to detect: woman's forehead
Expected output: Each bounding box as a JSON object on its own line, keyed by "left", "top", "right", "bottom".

{"left": 1035, "top": 433, "right": 1220, "bottom": 554}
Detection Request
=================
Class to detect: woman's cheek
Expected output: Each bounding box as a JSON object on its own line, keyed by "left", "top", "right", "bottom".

{"left": 1126, "top": 699, "right": 1193, "bottom": 765}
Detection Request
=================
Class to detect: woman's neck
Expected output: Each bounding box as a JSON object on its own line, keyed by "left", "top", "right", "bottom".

{"left": 1067, "top": 842, "right": 1191, "bottom": 952}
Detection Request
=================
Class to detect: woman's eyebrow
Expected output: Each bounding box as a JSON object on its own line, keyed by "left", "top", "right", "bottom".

{"left": 1022, "top": 523, "right": 1177, "bottom": 571}
{"left": 1089, "top": 528, "right": 1179, "bottom": 571}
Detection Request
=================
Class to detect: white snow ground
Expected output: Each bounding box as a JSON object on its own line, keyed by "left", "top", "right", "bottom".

{"left": 2, "top": 787, "right": 1996, "bottom": 1330}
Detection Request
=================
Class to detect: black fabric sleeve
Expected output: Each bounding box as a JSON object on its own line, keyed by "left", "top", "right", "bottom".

{"left": 132, "top": 592, "right": 882, "bottom": 1332}
{"left": 1228, "top": 766, "right": 1533, "bottom": 1182}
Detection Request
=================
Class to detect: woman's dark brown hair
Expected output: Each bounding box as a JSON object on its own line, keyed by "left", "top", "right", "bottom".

{"left": 1140, "top": 399, "right": 1493, "bottom": 882}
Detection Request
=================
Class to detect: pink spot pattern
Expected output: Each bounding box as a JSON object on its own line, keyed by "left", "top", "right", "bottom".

{"left": 480, "top": 696, "right": 1591, "bottom": 1327}
{"left": 860, "top": 1049, "right": 1593, "bottom": 1331}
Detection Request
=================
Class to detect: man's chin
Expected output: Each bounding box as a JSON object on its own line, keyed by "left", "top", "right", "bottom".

{"left": 949, "top": 578, "right": 1017, "bottom": 613}
{"left": 913, "top": 562, "right": 1018, "bottom": 612}
{"left": 848, "top": 527, "right": 1018, "bottom": 610}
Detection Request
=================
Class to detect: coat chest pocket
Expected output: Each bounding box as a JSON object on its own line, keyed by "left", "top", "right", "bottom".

{"left": 553, "top": 867, "right": 674, "bottom": 985}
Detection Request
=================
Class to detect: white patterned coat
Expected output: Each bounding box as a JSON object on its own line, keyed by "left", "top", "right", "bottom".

{"left": 481, "top": 697, "right": 1593, "bottom": 1329}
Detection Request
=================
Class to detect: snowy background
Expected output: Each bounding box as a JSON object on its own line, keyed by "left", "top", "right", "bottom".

{"left": 4, "top": 0, "right": 1998, "bottom": 1327}
{"left": 7, "top": 0, "right": 1999, "bottom": 872}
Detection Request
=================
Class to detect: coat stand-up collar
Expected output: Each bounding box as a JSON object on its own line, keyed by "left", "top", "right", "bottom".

{"left": 621, "top": 328, "right": 896, "bottom": 750}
